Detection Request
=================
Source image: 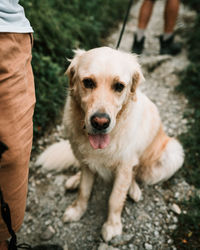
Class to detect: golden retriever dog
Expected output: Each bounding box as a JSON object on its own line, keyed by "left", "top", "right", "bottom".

{"left": 36, "top": 47, "right": 184, "bottom": 242}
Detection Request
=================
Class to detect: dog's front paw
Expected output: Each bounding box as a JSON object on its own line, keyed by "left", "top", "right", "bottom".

{"left": 63, "top": 205, "right": 85, "bottom": 223}
{"left": 101, "top": 221, "right": 122, "bottom": 242}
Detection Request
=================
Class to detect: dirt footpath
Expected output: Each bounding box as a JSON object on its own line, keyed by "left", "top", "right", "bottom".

{"left": 18, "top": 1, "right": 196, "bottom": 249}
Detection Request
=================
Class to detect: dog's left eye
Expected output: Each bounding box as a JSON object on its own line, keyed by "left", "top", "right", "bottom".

{"left": 83, "top": 78, "right": 96, "bottom": 89}
{"left": 113, "top": 82, "right": 125, "bottom": 92}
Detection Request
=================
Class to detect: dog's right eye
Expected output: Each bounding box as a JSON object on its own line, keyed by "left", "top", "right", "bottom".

{"left": 83, "top": 78, "right": 96, "bottom": 89}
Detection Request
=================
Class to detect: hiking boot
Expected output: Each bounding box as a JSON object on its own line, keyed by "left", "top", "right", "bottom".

{"left": 132, "top": 34, "right": 145, "bottom": 54}
{"left": 159, "top": 35, "right": 182, "bottom": 55}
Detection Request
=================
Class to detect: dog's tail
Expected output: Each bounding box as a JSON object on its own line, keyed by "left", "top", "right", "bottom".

{"left": 35, "top": 140, "right": 80, "bottom": 171}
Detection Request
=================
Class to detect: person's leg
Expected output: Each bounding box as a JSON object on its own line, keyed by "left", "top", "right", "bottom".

{"left": 159, "top": 0, "right": 181, "bottom": 55}
{"left": 132, "top": 0, "right": 156, "bottom": 54}
{"left": 138, "top": 0, "right": 155, "bottom": 30}
{"left": 0, "top": 33, "right": 35, "bottom": 245}
{"left": 164, "top": 0, "right": 180, "bottom": 34}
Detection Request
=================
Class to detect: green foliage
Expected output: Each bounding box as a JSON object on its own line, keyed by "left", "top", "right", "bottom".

{"left": 19, "top": 0, "right": 129, "bottom": 140}
{"left": 176, "top": 14, "right": 200, "bottom": 188}
{"left": 32, "top": 52, "right": 66, "bottom": 138}
{"left": 182, "top": 0, "right": 200, "bottom": 11}
{"left": 173, "top": 195, "right": 200, "bottom": 249}
{"left": 172, "top": 2, "right": 200, "bottom": 248}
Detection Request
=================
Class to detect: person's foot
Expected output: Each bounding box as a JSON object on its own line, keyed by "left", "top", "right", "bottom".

{"left": 132, "top": 34, "right": 145, "bottom": 54}
{"left": 159, "top": 35, "right": 182, "bottom": 55}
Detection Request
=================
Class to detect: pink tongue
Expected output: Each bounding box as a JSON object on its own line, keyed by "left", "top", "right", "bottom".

{"left": 88, "top": 134, "right": 110, "bottom": 149}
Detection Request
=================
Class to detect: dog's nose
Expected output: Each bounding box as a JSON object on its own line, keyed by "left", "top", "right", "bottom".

{"left": 91, "top": 113, "right": 111, "bottom": 131}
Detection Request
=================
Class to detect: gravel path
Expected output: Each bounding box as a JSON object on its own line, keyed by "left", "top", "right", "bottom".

{"left": 18, "top": 1, "right": 196, "bottom": 249}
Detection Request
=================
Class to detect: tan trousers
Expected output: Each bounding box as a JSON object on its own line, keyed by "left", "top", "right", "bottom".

{"left": 0, "top": 33, "right": 35, "bottom": 241}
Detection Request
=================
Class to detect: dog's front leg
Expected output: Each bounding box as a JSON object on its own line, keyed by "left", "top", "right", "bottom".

{"left": 63, "top": 166, "right": 95, "bottom": 222}
{"left": 102, "top": 166, "right": 132, "bottom": 242}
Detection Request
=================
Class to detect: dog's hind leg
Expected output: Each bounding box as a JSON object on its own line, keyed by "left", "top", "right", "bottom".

{"left": 138, "top": 138, "right": 184, "bottom": 185}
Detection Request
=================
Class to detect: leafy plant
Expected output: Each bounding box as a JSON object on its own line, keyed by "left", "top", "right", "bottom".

{"left": 172, "top": 2, "right": 200, "bottom": 248}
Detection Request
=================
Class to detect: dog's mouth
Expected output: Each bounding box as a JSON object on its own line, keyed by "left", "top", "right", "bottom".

{"left": 88, "top": 134, "right": 110, "bottom": 149}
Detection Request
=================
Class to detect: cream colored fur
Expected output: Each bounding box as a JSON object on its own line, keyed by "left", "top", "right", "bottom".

{"left": 36, "top": 140, "right": 79, "bottom": 171}
{"left": 36, "top": 47, "right": 184, "bottom": 242}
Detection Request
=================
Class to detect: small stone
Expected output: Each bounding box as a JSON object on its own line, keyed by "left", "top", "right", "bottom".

{"left": 98, "top": 243, "right": 119, "bottom": 250}
{"left": 154, "top": 231, "right": 159, "bottom": 237}
{"left": 167, "top": 238, "right": 173, "bottom": 244}
{"left": 174, "top": 192, "right": 180, "bottom": 199}
{"left": 171, "top": 203, "right": 181, "bottom": 214}
{"left": 87, "top": 235, "right": 93, "bottom": 241}
{"left": 40, "top": 225, "right": 56, "bottom": 241}
{"left": 110, "top": 234, "right": 133, "bottom": 246}
{"left": 63, "top": 244, "right": 68, "bottom": 250}
{"left": 169, "top": 224, "right": 177, "bottom": 230}
{"left": 47, "top": 173, "right": 52, "bottom": 179}
{"left": 144, "top": 243, "right": 153, "bottom": 250}
{"left": 125, "top": 207, "right": 131, "bottom": 215}
{"left": 45, "top": 219, "right": 52, "bottom": 225}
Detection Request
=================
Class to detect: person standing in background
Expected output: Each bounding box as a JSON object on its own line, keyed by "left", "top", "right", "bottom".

{"left": 132, "top": 0, "right": 182, "bottom": 55}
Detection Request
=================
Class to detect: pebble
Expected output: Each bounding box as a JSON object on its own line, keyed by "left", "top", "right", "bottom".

{"left": 171, "top": 203, "right": 181, "bottom": 215}
{"left": 144, "top": 243, "right": 153, "bottom": 250}
{"left": 40, "top": 225, "right": 56, "bottom": 241}
{"left": 110, "top": 234, "right": 133, "bottom": 246}
{"left": 63, "top": 244, "right": 68, "bottom": 250}
{"left": 154, "top": 231, "right": 159, "bottom": 237}
{"left": 98, "top": 243, "right": 119, "bottom": 250}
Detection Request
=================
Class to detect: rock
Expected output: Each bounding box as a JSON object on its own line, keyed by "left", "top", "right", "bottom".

{"left": 98, "top": 243, "right": 119, "bottom": 250}
{"left": 63, "top": 244, "right": 68, "bottom": 250}
{"left": 144, "top": 243, "right": 153, "bottom": 250}
{"left": 171, "top": 203, "right": 181, "bottom": 215}
{"left": 40, "top": 226, "right": 56, "bottom": 241}
{"left": 110, "top": 234, "right": 133, "bottom": 246}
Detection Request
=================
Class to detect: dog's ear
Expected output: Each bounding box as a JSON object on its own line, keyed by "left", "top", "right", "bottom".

{"left": 66, "top": 49, "right": 86, "bottom": 88}
{"left": 131, "top": 64, "right": 145, "bottom": 98}
{"left": 131, "top": 70, "right": 144, "bottom": 91}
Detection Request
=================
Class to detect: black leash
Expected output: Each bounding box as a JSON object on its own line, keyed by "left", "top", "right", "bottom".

{"left": 0, "top": 188, "right": 17, "bottom": 250}
{"left": 0, "top": 142, "right": 31, "bottom": 250}
{"left": 116, "top": 0, "right": 134, "bottom": 50}
{"left": 0, "top": 188, "right": 31, "bottom": 249}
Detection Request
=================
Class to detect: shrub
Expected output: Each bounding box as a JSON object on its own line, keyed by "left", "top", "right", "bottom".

{"left": 176, "top": 15, "right": 200, "bottom": 188}
{"left": 173, "top": 195, "right": 200, "bottom": 249}
{"left": 32, "top": 52, "right": 66, "bottom": 138}
{"left": 172, "top": 2, "right": 200, "bottom": 248}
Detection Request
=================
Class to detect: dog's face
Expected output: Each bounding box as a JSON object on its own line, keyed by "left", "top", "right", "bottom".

{"left": 67, "top": 47, "right": 144, "bottom": 149}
